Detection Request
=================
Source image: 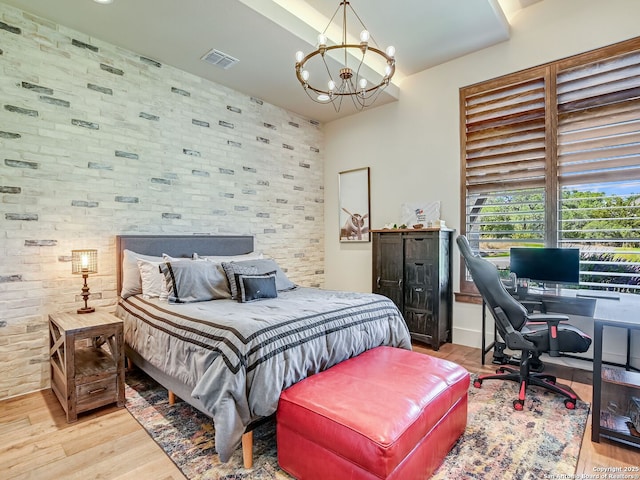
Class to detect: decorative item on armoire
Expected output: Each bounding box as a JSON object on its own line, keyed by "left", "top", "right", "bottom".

{"left": 71, "top": 249, "right": 98, "bottom": 314}
{"left": 401, "top": 201, "right": 440, "bottom": 228}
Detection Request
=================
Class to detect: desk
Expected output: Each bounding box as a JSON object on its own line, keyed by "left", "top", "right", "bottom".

{"left": 591, "top": 307, "right": 640, "bottom": 447}
{"left": 518, "top": 288, "right": 597, "bottom": 317}
{"left": 480, "top": 289, "right": 596, "bottom": 365}
{"left": 478, "top": 288, "right": 640, "bottom": 447}
{"left": 480, "top": 290, "right": 638, "bottom": 369}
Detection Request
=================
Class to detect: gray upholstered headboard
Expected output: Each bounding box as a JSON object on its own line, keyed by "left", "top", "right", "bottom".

{"left": 115, "top": 234, "right": 254, "bottom": 296}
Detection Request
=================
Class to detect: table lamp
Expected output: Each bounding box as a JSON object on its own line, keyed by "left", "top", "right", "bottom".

{"left": 71, "top": 249, "right": 98, "bottom": 314}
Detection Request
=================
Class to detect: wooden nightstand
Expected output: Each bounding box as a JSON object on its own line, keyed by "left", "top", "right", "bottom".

{"left": 49, "top": 310, "right": 125, "bottom": 422}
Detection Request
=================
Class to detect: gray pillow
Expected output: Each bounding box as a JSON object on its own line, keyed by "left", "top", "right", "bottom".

{"left": 231, "top": 258, "right": 296, "bottom": 292}
{"left": 221, "top": 262, "right": 259, "bottom": 299}
{"left": 160, "top": 260, "right": 231, "bottom": 303}
{"left": 235, "top": 272, "right": 278, "bottom": 303}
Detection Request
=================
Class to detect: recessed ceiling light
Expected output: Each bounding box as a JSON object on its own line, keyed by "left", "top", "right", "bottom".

{"left": 94, "top": 0, "right": 114, "bottom": 4}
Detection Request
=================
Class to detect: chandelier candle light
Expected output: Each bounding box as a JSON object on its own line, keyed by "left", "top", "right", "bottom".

{"left": 71, "top": 249, "right": 98, "bottom": 314}
{"left": 295, "top": 1, "right": 396, "bottom": 112}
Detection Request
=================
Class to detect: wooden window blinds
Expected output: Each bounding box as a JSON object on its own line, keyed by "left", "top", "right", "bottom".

{"left": 459, "top": 36, "right": 640, "bottom": 296}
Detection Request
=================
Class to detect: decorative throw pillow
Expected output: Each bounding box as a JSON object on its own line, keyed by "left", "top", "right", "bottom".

{"left": 235, "top": 272, "right": 278, "bottom": 303}
{"left": 160, "top": 260, "right": 231, "bottom": 303}
{"left": 231, "top": 258, "right": 296, "bottom": 291}
{"left": 221, "top": 262, "right": 259, "bottom": 299}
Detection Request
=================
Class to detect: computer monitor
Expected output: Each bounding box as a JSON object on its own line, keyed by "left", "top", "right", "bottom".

{"left": 509, "top": 247, "right": 580, "bottom": 285}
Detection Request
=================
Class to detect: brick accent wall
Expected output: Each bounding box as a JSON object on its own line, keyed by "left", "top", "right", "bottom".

{"left": 0, "top": 4, "right": 325, "bottom": 400}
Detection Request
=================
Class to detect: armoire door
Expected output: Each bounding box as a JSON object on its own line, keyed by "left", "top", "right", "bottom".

{"left": 372, "top": 233, "right": 404, "bottom": 310}
{"left": 403, "top": 234, "right": 438, "bottom": 344}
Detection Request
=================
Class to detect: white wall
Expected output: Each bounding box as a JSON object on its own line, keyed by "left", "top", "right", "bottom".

{"left": 323, "top": 0, "right": 640, "bottom": 362}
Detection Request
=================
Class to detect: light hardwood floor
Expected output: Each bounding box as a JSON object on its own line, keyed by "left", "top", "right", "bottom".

{"left": 1, "top": 343, "right": 638, "bottom": 479}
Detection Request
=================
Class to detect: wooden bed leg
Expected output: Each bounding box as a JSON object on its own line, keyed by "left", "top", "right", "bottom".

{"left": 242, "top": 431, "right": 253, "bottom": 469}
{"left": 126, "top": 356, "right": 133, "bottom": 372}
{"left": 168, "top": 390, "right": 176, "bottom": 405}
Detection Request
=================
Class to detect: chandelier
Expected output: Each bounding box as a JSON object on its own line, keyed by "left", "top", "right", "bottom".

{"left": 294, "top": 1, "right": 396, "bottom": 112}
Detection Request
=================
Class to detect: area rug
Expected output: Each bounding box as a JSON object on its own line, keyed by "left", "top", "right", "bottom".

{"left": 125, "top": 370, "right": 589, "bottom": 480}
{"left": 431, "top": 380, "right": 589, "bottom": 480}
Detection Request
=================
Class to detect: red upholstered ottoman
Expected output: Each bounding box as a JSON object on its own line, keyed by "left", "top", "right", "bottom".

{"left": 276, "top": 346, "right": 470, "bottom": 480}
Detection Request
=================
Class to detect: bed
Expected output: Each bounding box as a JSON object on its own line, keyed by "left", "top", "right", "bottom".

{"left": 114, "top": 234, "right": 412, "bottom": 464}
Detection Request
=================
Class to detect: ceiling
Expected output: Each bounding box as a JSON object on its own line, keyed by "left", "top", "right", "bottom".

{"left": 1, "top": 0, "right": 541, "bottom": 123}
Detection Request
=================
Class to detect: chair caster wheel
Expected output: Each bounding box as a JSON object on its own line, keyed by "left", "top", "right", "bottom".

{"left": 473, "top": 379, "right": 482, "bottom": 388}
{"left": 564, "top": 399, "right": 576, "bottom": 410}
{"left": 513, "top": 400, "right": 524, "bottom": 411}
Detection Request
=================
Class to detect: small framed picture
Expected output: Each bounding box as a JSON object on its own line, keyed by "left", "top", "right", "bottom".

{"left": 338, "top": 167, "right": 370, "bottom": 242}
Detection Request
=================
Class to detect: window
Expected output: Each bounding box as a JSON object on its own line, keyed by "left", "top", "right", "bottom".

{"left": 460, "top": 37, "right": 640, "bottom": 296}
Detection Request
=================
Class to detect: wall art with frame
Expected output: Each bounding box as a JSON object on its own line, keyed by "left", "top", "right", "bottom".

{"left": 338, "top": 167, "right": 371, "bottom": 242}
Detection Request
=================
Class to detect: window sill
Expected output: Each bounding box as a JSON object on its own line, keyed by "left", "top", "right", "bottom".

{"left": 454, "top": 291, "right": 482, "bottom": 305}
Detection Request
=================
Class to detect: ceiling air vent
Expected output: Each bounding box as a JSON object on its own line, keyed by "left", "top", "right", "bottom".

{"left": 201, "top": 49, "right": 239, "bottom": 69}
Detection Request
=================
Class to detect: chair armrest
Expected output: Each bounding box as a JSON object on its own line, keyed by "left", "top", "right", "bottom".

{"left": 521, "top": 300, "right": 544, "bottom": 314}
{"left": 526, "top": 313, "right": 569, "bottom": 323}
{"left": 525, "top": 313, "right": 570, "bottom": 356}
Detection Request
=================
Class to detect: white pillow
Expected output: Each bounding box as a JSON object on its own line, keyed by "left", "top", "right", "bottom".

{"left": 121, "top": 250, "right": 179, "bottom": 299}
{"left": 137, "top": 258, "right": 169, "bottom": 300}
{"left": 193, "top": 251, "right": 263, "bottom": 263}
{"left": 121, "top": 250, "right": 164, "bottom": 299}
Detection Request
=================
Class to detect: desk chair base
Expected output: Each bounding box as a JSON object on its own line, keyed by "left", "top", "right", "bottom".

{"left": 474, "top": 352, "right": 577, "bottom": 411}
{"left": 492, "top": 342, "right": 544, "bottom": 373}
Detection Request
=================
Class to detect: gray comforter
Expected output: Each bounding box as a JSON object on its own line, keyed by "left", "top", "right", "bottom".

{"left": 116, "top": 287, "right": 411, "bottom": 462}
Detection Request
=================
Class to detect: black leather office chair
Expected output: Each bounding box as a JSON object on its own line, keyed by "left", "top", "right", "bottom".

{"left": 457, "top": 235, "right": 592, "bottom": 410}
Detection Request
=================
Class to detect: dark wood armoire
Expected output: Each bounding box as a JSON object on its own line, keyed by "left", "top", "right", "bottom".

{"left": 372, "top": 229, "right": 453, "bottom": 350}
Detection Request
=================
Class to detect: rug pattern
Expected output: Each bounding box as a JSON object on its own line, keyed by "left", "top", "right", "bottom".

{"left": 431, "top": 381, "right": 589, "bottom": 480}
{"left": 125, "top": 370, "right": 589, "bottom": 479}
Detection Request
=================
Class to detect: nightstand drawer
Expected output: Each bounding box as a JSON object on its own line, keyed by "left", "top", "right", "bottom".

{"left": 76, "top": 376, "right": 118, "bottom": 413}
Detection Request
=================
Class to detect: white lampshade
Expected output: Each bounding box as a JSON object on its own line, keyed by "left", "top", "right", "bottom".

{"left": 386, "top": 46, "right": 396, "bottom": 58}
{"left": 295, "top": 50, "right": 304, "bottom": 63}
{"left": 360, "top": 30, "right": 370, "bottom": 42}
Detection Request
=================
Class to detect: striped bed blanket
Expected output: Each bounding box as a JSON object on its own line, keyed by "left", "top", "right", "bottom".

{"left": 116, "top": 287, "right": 411, "bottom": 462}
